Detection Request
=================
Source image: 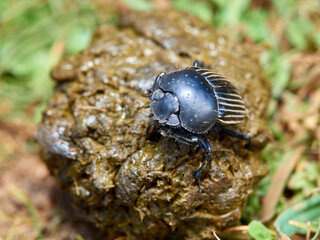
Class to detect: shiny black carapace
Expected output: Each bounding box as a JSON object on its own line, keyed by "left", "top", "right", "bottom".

{"left": 146, "top": 61, "right": 250, "bottom": 193}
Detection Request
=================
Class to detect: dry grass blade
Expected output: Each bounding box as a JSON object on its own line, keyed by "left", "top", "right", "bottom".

{"left": 219, "top": 225, "right": 250, "bottom": 240}
{"left": 76, "top": 105, "right": 107, "bottom": 112}
{"left": 260, "top": 145, "right": 306, "bottom": 222}
{"left": 5, "top": 217, "right": 21, "bottom": 240}
{"left": 212, "top": 231, "right": 221, "bottom": 240}
{"left": 275, "top": 227, "right": 291, "bottom": 240}
{"left": 9, "top": 186, "right": 44, "bottom": 240}
{"left": 288, "top": 220, "right": 319, "bottom": 234}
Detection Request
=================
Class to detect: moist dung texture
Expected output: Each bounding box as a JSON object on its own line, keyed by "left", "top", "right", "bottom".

{"left": 37, "top": 10, "right": 271, "bottom": 240}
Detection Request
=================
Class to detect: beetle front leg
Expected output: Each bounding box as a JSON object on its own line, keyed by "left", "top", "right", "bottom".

{"left": 161, "top": 127, "right": 196, "bottom": 145}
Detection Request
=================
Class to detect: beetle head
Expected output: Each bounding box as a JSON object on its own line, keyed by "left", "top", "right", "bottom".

{"left": 149, "top": 89, "right": 180, "bottom": 127}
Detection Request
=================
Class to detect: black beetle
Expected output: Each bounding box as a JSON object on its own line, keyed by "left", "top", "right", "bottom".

{"left": 146, "top": 61, "right": 250, "bottom": 193}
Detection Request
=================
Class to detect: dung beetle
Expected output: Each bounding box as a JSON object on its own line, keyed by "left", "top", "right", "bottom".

{"left": 146, "top": 60, "right": 250, "bottom": 193}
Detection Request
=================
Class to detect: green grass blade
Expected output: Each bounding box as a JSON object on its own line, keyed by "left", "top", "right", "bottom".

{"left": 274, "top": 195, "right": 320, "bottom": 237}
{"left": 10, "top": 186, "right": 44, "bottom": 239}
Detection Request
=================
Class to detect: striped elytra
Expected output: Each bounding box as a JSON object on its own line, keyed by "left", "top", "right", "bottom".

{"left": 189, "top": 66, "right": 246, "bottom": 125}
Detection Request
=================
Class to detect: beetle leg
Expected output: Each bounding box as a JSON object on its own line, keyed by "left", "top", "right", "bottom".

{"left": 194, "top": 136, "right": 211, "bottom": 178}
{"left": 161, "top": 127, "right": 212, "bottom": 194}
{"left": 220, "top": 127, "right": 250, "bottom": 141}
{"left": 193, "top": 60, "right": 205, "bottom": 67}
{"left": 194, "top": 135, "right": 212, "bottom": 194}
{"left": 162, "top": 127, "right": 195, "bottom": 145}
{"left": 195, "top": 153, "right": 211, "bottom": 194}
